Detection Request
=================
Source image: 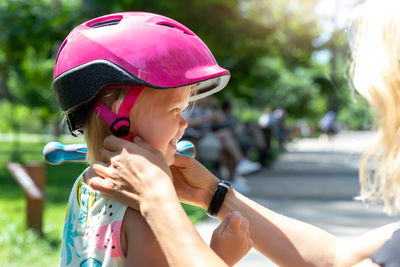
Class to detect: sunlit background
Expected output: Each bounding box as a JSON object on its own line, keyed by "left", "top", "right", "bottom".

{"left": 0, "top": 0, "right": 367, "bottom": 138}
{"left": 0, "top": 0, "right": 370, "bottom": 266}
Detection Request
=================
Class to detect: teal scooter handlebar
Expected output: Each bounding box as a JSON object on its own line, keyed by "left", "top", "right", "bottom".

{"left": 43, "top": 140, "right": 196, "bottom": 165}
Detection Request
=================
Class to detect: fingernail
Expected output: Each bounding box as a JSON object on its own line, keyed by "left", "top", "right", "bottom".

{"left": 134, "top": 136, "right": 142, "bottom": 142}
{"left": 232, "top": 210, "right": 242, "bottom": 218}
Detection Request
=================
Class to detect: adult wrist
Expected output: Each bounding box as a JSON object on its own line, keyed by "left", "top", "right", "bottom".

{"left": 206, "top": 180, "right": 231, "bottom": 217}
{"left": 141, "top": 189, "right": 179, "bottom": 218}
{"left": 202, "top": 178, "right": 220, "bottom": 210}
{"left": 140, "top": 176, "right": 177, "bottom": 216}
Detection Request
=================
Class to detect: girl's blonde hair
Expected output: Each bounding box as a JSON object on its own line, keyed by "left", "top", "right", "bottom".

{"left": 350, "top": 0, "right": 400, "bottom": 214}
{"left": 84, "top": 87, "right": 134, "bottom": 164}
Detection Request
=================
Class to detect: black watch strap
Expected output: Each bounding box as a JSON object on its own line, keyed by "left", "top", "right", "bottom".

{"left": 207, "top": 180, "right": 231, "bottom": 217}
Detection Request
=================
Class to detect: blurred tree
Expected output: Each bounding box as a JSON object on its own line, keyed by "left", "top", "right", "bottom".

{"left": 0, "top": 0, "right": 368, "bottom": 142}
{"left": 77, "top": 0, "right": 324, "bottom": 117}
{"left": 312, "top": 0, "right": 370, "bottom": 130}
{"left": 77, "top": 0, "right": 273, "bottom": 98}
{"left": 0, "top": 0, "right": 81, "bottom": 122}
{"left": 229, "top": 0, "right": 326, "bottom": 120}
{"left": 0, "top": 0, "right": 81, "bottom": 159}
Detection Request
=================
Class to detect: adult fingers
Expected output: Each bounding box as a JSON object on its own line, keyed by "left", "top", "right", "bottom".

{"left": 99, "top": 147, "right": 119, "bottom": 163}
{"left": 103, "top": 135, "right": 130, "bottom": 152}
{"left": 248, "top": 238, "right": 253, "bottom": 249}
{"left": 238, "top": 217, "right": 252, "bottom": 250}
{"left": 172, "top": 153, "right": 193, "bottom": 168}
{"left": 240, "top": 217, "right": 250, "bottom": 234}
{"left": 211, "top": 212, "right": 230, "bottom": 238}
{"left": 90, "top": 176, "right": 140, "bottom": 210}
{"left": 89, "top": 176, "right": 118, "bottom": 194}
{"left": 93, "top": 161, "right": 114, "bottom": 178}
{"left": 132, "top": 136, "right": 159, "bottom": 153}
{"left": 103, "top": 135, "right": 156, "bottom": 154}
{"left": 218, "top": 212, "right": 232, "bottom": 233}
{"left": 226, "top": 211, "right": 242, "bottom": 233}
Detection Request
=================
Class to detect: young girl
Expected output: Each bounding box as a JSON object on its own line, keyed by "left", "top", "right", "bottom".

{"left": 54, "top": 12, "right": 252, "bottom": 266}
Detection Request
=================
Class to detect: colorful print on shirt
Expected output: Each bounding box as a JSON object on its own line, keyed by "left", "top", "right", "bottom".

{"left": 59, "top": 171, "right": 127, "bottom": 266}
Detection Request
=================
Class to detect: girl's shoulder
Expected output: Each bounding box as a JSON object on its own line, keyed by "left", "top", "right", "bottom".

{"left": 122, "top": 207, "right": 169, "bottom": 265}
{"left": 123, "top": 207, "right": 162, "bottom": 241}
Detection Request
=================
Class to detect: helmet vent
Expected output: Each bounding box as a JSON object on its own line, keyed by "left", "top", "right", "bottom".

{"left": 158, "top": 23, "right": 191, "bottom": 35}
{"left": 88, "top": 19, "right": 122, "bottom": 28}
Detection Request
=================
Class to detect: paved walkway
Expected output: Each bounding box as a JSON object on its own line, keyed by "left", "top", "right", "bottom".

{"left": 195, "top": 131, "right": 400, "bottom": 266}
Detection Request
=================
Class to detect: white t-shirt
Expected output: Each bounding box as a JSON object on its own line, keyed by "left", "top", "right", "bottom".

{"left": 59, "top": 171, "right": 127, "bottom": 266}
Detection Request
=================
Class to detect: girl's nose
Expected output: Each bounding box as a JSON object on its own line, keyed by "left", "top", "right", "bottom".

{"left": 180, "top": 116, "right": 188, "bottom": 129}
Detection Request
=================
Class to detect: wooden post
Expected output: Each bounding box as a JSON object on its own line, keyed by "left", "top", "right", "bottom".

{"left": 7, "top": 162, "right": 45, "bottom": 234}
{"left": 25, "top": 162, "right": 45, "bottom": 234}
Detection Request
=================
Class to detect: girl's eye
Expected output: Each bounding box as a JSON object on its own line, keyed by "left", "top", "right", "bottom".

{"left": 172, "top": 108, "right": 180, "bottom": 113}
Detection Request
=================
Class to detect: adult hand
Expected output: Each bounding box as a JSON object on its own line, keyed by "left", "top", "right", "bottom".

{"left": 90, "top": 135, "right": 175, "bottom": 213}
{"left": 171, "top": 153, "right": 219, "bottom": 209}
{"left": 91, "top": 136, "right": 229, "bottom": 267}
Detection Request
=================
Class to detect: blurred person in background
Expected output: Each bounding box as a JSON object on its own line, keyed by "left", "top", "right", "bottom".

{"left": 271, "top": 107, "right": 288, "bottom": 151}
{"left": 183, "top": 97, "right": 261, "bottom": 193}
{"left": 319, "top": 110, "right": 339, "bottom": 136}
{"left": 222, "top": 100, "right": 268, "bottom": 166}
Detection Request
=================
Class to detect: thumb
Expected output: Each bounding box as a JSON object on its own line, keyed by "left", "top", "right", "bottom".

{"left": 225, "top": 211, "right": 242, "bottom": 233}
{"left": 133, "top": 135, "right": 143, "bottom": 143}
{"left": 133, "top": 136, "right": 157, "bottom": 151}
{"left": 173, "top": 153, "right": 193, "bottom": 168}
{"left": 213, "top": 212, "right": 232, "bottom": 236}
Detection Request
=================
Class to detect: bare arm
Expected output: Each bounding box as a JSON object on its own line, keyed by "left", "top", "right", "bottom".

{"left": 91, "top": 135, "right": 397, "bottom": 267}
{"left": 173, "top": 154, "right": 399, "bottom": 266}
{"left": 171, "top": 152, "right": 339, "bottom": 266}
{"left": 352, "top": 259, "right": 380, "bottom": 267}
{"left": 216, "top": 189, "right": 337, "bottom": 266}
{"left": 338, "top": 222, "right": 399, "bottom": 266}
{"left": 141, "top": 187, "right": 227, "bottom": 267}
{"left": 173, "top": 154, "right": 400, "bottom": 266}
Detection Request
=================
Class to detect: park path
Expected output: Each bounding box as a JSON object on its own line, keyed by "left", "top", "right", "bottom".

{"left": 196, "top": 131, "right": 399, "bottom": 266}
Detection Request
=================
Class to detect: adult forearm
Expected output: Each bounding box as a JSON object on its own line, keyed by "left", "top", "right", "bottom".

{"left": 141, "top": 189, "right": 227, "bottom": 267}
{"left": 217, "top": 190, "right": 339, "bottom": 267}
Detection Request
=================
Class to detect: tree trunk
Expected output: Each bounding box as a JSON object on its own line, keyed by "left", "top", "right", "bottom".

{"left": 1, "top": 70, "right": 10, "bottom": 100}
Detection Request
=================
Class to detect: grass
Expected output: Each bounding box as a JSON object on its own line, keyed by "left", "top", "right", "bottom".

{"left": 0, "top": 134, "right": 207, "bottom": 266}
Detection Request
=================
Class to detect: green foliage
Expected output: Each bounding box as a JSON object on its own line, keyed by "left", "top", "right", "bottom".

{"left": 0, "top": 100, "right": 45, "bottom": 133}
{"left": 0, "top": 0, "right": 82, "bottom": 119}
{"left": 0, "top": 0, "right": 371, "bottom": 135}
{"left": 336, "top": 86, "right": 373, "bottom": 130}
{"left": 253, "top": 57, "right": 321, "bottom": 116}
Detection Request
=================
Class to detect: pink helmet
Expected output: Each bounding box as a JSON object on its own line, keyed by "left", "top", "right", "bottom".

{"left": 53, "top": 12, "right": 230, "bottom": 135}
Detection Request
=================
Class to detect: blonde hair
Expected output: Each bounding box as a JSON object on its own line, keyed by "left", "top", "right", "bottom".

{"left": 350, "top": 0, "right": 400, "bottom": 214}
{"left": 84, "top": 87, "right": 143, "bottom": 164}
